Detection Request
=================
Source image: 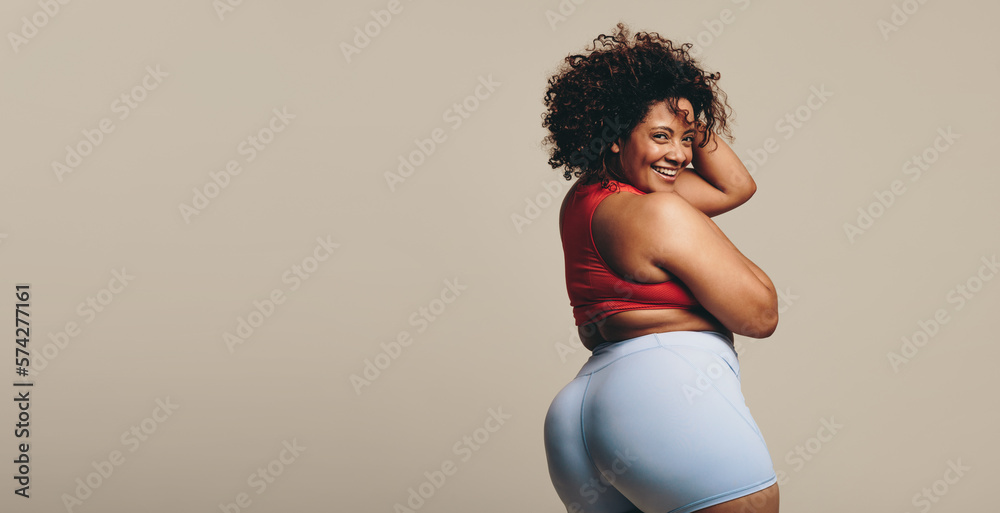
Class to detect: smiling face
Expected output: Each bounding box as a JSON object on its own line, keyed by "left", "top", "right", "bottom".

{"left": 610, "top": 98, "right": 696, "bottom": 193}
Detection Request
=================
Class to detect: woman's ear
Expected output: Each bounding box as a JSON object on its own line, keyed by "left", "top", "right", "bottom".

{"left": 610, "top": 140, "right": 621, "bottom": 153}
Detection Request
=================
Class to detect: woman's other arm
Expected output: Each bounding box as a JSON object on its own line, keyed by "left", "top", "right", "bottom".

{"left": 617, "top": 192, "right": 778, "bottom": 338}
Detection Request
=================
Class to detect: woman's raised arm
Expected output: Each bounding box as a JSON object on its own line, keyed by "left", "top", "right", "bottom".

{"left": 672, "top": 129, "right": 756, "bottom": 217}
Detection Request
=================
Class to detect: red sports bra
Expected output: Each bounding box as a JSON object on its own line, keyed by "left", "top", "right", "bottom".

{"left": 561, "top": 179, "right": 700, "bottom": 326}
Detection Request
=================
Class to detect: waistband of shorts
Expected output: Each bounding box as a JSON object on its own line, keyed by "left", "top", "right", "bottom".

{"left": 578, "top": 330, "right": 737, "bottom": 377}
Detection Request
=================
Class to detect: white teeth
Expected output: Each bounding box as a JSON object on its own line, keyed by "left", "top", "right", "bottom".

{"left": 652, "top": 166, "right": 679, "bottom": 177}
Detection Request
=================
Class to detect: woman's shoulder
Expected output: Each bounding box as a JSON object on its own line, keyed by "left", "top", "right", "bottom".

{"left": 603, "top": 188, "right": 693, "bottom": 218}
{"left": 595, "top": 189, "right": 704, "bottom": 247}
{"left": 570, "top": 179, "right": 695, "bottom": 225}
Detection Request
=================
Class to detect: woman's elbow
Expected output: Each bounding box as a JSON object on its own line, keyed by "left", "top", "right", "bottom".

{"left": 743, "top": 178, "right": 757, "bottom": 201}
{"left": 721, "top": 176, "right": 756, "bottom": 212}
{"left": 734, "top": 307, "right": 778, "bottom": 339}
{"left": 735, "top": 175, "right": 757, "bottom": 205}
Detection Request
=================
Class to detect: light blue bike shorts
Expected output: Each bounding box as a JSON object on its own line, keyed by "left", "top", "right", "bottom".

{"left": 544, "top": 330, "right": 777, "bottom": 513}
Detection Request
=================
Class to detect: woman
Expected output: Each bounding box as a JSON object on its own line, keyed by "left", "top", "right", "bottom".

{"left": 542, "top": 24, "right": 780, "bottom": 513}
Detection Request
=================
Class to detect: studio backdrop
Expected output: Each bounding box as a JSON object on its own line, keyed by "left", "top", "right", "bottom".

{"left": 1, "top": 0, "right": 997, "bottom": 511}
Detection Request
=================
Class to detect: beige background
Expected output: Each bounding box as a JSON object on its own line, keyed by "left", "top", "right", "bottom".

{"left": 2, "top": 0, "right": 998, "bottom": 511}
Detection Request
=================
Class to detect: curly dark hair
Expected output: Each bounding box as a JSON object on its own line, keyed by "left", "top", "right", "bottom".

{"left": 542, "top": 23, "right": 733, "bottom": 187}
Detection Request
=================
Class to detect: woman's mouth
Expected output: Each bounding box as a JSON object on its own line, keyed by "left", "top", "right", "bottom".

{"left": 652, "top": 166, "right": 679, "bottom": 180}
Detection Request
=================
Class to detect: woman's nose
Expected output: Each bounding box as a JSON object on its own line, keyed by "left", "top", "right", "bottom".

{"left": 663, "top": 145, "right": 684, "bottom": 166}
